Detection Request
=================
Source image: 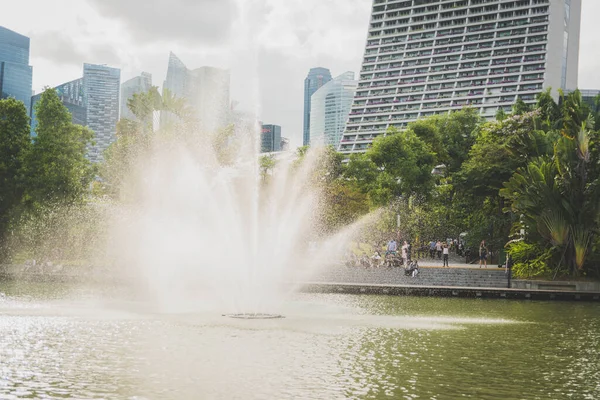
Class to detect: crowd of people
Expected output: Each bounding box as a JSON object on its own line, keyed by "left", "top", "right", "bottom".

{"left": 344, "top": 237, "right": 490, "bottom": 272}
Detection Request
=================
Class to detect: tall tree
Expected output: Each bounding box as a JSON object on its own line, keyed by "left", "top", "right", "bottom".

{"left": 0, "top": 98, "right": 31, "bottom": 256}
{"left": 23, "top": 88, "right": 95, "bottom": 206}
{"left": 364, "top": 127, "right": 435, "bottom": 205}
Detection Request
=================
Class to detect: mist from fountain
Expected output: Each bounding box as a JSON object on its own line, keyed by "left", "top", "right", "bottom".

{"left": 103, "top": 118, "right": 371, "bottom": 316}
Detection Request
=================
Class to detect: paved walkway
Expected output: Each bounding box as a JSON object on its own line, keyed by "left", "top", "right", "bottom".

{"left": 412, "top": 253, "right": 500, "bottom": 269}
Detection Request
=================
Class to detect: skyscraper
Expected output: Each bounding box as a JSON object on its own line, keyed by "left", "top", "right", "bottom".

{"left": 303, "top": 67, "right": 332, "bottom": 146}
{"left": 30, "top": 64, "right": 120, "bottom": 162}
{"left": 84, "top": 64, "right": 121, "bottom": 163}
{"left": 339, "top": 0, "right": 582, "bottom": 153}
{"left": 161, "top": 52, "right": 230, "bottom": 132}
{"left": 0, "top": 26, "right": 33, "bottom": 112}
{"left": 120, "top": 72, "right": 152, "bottom": 121}
{"left": 310, "top": 71, "right": 357, "bottom": 148}
{"left": 261, "top": 124, "right": 282, "bottom": 153}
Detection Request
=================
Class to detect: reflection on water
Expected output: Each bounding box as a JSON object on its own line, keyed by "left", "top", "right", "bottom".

{"left": 1, "top": 283, "right": 599, "bottom": 399}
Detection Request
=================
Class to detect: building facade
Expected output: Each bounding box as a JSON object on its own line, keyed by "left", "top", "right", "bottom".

{"left": 161, "top": 52, "right": 230, "bottom": 132}
{"left": 30, "top": 64, "right": 120, "bottom": 162}
{"left": 120, "top": 72, "right": 152, "bottom": 121}
{"left": 310, "top": 71, "right": 357, "bottom": 148}
{"left": 303, "top": 67, "right": 332, "bottom": 146}
{"left": 0, "top": 26, "right": 33, "bottom": 112}
{"left": 261, "top": 124, "right": 282, "bottom": 153}
{"left": 83, "top": 64, "right": 121, "bottom": 162}
{"left": 339, "top": 0, "right": 582, "bottom": 153}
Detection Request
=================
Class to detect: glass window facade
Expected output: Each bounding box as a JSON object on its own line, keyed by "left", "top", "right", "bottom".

{"left": 0, "top": 26, "right": 32, "bottom": 112}
{"left": 261, "top": 124, "right": 282, "bottom": 153}
{"left": 310, "top": 71, "right": 357, "bottom": 148}
{"left": 84, "top": 64, "right": 121, "bottom": 163}
{"left": 303, "top": 67, "right": 332, "bottom": 146}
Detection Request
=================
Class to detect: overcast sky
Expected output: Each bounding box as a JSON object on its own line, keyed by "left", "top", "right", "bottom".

{"left": 3, "top": 0, "right": 600, "bottom": 148}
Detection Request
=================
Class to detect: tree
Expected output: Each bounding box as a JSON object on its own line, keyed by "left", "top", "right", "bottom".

{"left": 0, "top": 98, "right": 31, "bottom": 258}
{"left": 366, "top": 127, "right": 435, "bottom": 204}
{"left": 512, "top": 97, "right": 532, "bottom": 115}
{"left": 22, "top": 88, "right": 95, "bottom": 206}
{"left": 500, "top": 91, "right": 600, "bottom": 277}
{"left": 259, "top": 154, "right": 276, "bottom": 182}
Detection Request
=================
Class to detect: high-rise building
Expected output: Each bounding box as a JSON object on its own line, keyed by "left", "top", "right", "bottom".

{"left": 120, "top": 72, "right": 152, "bottom": 121}
{"left": 0, "top": 26, "right": 33, "bottom": 112}
{"left": 303, "top": 67, "right": 332, "bottom": 146}
{"left": 30, "top": 63, "right": 120, "bottom": 162}
{"left": 261, "top": 124, "right": 282, "bottom": 153}
{"left": 83, "top": 64, "right": 121, "bottom": 163}
{"left": 339, "top": 0, "right": 582, "bottom": 153}
{"left": 161, "top": 52, "right": 230, "bottom": 132}
{"left": 310, "top": 71, "right": 357, "bottom": 148}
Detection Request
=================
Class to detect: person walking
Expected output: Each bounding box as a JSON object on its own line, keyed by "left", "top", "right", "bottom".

{"left": 442, "top": 243, "right": 449, "bottom": 267}
{"left": 479, "top": 240, "right": 488, "bottom": 268}
{"left": 436, "top": 240, "right": 442, "bottom": 260}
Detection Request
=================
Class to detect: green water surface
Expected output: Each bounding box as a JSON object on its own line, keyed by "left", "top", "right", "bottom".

{"left": 0, "top": 282, "right": 598, "bottom": 399}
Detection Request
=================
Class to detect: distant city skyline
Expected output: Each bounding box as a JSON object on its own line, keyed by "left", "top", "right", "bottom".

{"left": 3, "top": 0, "right": 600, "bottom": 148}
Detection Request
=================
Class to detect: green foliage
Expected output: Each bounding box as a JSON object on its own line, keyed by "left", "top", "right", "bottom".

{"left": 500, "top": 92, "right": 600, "bottom": 276}
{"left": 457, "top": 110, "right": 550, "bottom": 198}
{"left": 23, "top": 88, "right": 95, "bottom": 207}
{"left": 507, "top": 240, "right": 553, "bottom": 278}
{"left": 259, "top": 154, "right": 276, "bottom": 182}
{"left": 320, "top": 182, "right": 370, "bottom": 233}
{"left": 512, "top": 97, "right": 532, "bottom": 115}
{"left": 365, "top": 127, "right": 435, "bottom": 203}
{"left": 0, "top": 98, "right": 31, "bottom": 258}
{"left": 0, "top": 98, "right": 31, "bottom": 229}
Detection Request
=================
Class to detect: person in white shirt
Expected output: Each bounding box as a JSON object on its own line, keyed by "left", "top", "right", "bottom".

{"left": 401, "top": 241, "right": 409, "bottom": 266}
{"left": 442, "top": 243, "right": 449, "bottom": 267}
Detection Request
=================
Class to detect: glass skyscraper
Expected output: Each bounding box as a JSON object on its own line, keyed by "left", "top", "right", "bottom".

{"left": 120, "top": 72, "right": 152, "bottom": 121}
{"left": 261, "top": 124, "right": 282, "bottom": 153}
{"left": 161, "top": 52, "right": 230, "bottom": 133}
{"left": 303, "top": 67, "right": 332, "bottom": 146}
{"left": 84, "top": 63, "right": 121, "bottom": 163}
{"left": 339, "top": 0, "right": 582, "bottom": 153}
{"left": 0, "top": 26, "right": 33, "bottom": 112}
{"left": 310, "top": 71, "right": 357, "bottom": 148}
{"left": 30, "top": 64, "right": 120, "bottom": 162}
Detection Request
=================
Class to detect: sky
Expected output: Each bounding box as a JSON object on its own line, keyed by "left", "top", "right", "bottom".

{"left": 2, "top": 0, "right": 600, "bottom": 148}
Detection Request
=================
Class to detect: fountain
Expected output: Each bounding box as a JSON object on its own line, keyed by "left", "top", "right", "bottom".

{"left": 102, "top": 120, "right": 364, "bottom": 318}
